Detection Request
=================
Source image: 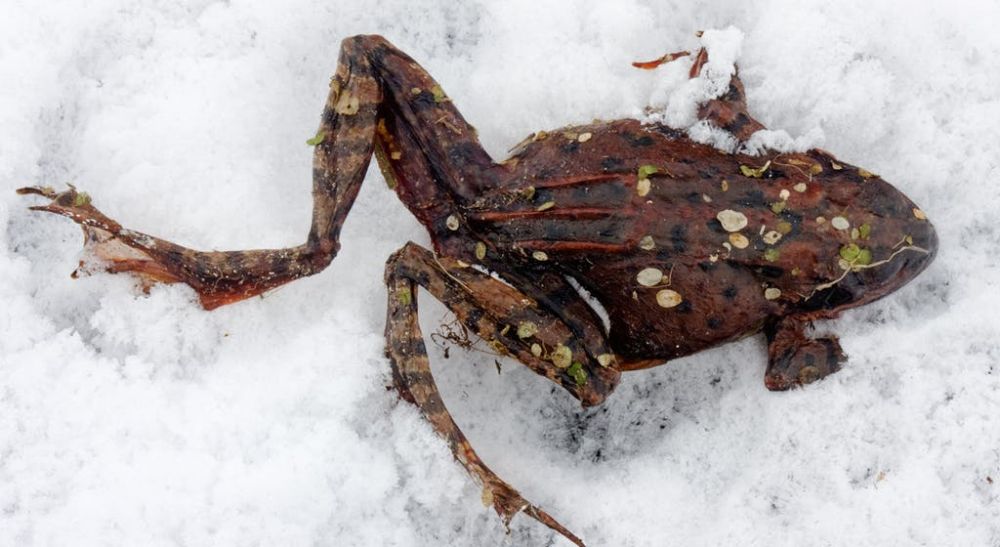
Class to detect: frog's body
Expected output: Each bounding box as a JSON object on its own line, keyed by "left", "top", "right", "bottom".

{"left": 19, "top": 35, "right": 936, "bottom": 546}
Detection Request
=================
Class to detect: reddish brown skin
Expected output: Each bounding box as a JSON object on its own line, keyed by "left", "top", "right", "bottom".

{"left": 19, "top": 35, "right": 937, "bottom": 546}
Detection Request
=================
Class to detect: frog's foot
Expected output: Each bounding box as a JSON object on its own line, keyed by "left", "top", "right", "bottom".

{"left": 688, "top": 48, "right": 767, "bottom": 142}
{"left": 17, "top": 185, "right": 185, "bottom": 287}
{"left": 17, "top": 185, "right": 330, "bottom": 309}
{"left": 385, "top": 242, "right": 621, "bottom": 546}
{"left": 764, "top": 316, "right": 845, "bottom": 391}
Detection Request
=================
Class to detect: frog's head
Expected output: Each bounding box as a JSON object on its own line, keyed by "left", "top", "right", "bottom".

{"left": 803, "top": 175, "right": 938, "bottom": 312}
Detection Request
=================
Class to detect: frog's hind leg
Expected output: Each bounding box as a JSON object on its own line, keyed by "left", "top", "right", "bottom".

{"left": 17, "top": 35, "right": 496, "bottom": 309}
{"left": 763, "top": 315, "right": 846, "bottom": 390}
{"left": 16, "top": 37, "right": 390, "bottom": 309}
{"left": 385, "top": 242, "right": 621, "bottom": 546}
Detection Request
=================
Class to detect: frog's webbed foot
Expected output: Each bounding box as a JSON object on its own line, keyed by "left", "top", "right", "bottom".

{"left": 18, "top": 185, "right": 186, "bottom": 287}
{"left": 764, "top": 316, "right": 846, "bottom": 391}
{"left": 385, "top": 242, "right": 619, "bottom": 546}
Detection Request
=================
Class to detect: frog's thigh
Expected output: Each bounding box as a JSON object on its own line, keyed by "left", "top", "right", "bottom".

{"left": 385, "top": 242, "right": 609, "bottom": 547}
{"left": 763, "top": 315, "right": 846, "bottom": 391}
{"left": 349, "top": 35, "right": 497, "bottom": 200}
{"left": 385, "top": 242, "right": 619, "bottom": 405}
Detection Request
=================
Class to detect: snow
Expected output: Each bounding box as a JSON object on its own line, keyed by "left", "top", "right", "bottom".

{"left": 2, "top": 1, "right": 999, "bottom": 546}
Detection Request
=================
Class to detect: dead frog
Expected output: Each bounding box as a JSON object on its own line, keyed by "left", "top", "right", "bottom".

{"left": 19, "top": 35, "right": 937, "bottom": 546}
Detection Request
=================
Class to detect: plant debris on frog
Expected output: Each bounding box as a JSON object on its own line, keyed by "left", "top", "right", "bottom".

{"left": 19, "top": 33, "right": 937, "bottom": 546}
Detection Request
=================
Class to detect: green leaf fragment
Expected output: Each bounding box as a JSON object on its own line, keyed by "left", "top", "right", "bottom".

{"left": 739, "top": 160, "right": 770, "bottom": 178}
{"left": 777, "top": 221, "right": 793, "bottom": 234}
{"left": 839, "top": 244, "right": 861, "bottom": 262}
{"left": 397, "top": 287, "right": 412, "bottom": 306}
{"left": 637, "top": 164, "right": 660, "bottom": 180}
{"left": 431, "top": 85, "right": 448, "bottom": 103}
{"left": 72, "top": 192, "right": 91, "bottom": 207}
{"left": 856, "top": 248, "right": 873, "bottom": 266}
{"left": 770, "top": 201, "right": 787, "bottom": 214}
{"left": 858, "top": 223, "right": 871, "bottom": 239}
{"left": 764, "top": 248, "right": 781, "bottom": 262}
{"left": 306, "top": 131, "right": 326, "bottom": 146}
{"left": 567, "top": 362, "right": 588, "bottom": 386}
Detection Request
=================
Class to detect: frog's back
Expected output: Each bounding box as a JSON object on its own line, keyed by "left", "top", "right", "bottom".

{"left": 464, "top": 119, "right": 921, "bottom": 361}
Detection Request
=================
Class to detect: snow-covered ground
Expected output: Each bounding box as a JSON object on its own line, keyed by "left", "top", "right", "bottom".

{"left": 2, "top": 1, "right": 999, "bottom": 545}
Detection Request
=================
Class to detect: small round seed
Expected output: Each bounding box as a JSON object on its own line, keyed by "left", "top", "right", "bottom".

{"left": 551, "top": 344, "right": 572, "bottom": 368}
{"left": 517, "top": 321, "right": 538, "bottom": 339}
{"left": 636, "top": 267, "right": 663, "bottom": 287}
{"left": 446, "top": 214, "right": 460, "bottom": 231}
{"left": 831, "top": 216, "right": 850, "bottom": 230}
{"left": 639, "top": 235, "right": 656, "bottom": 251}
{"left": 531, "top": 343, "right": 542, "bottom": 357}
{"left": 577, "top": 132, "right": 592, "bottom": 142}
{"left": 655, "top": 289, "right": 683, "bottom": 308}
{"left": 717, "top": 209, "right": 748, "bottom": 232}
{"left": 764, "top": 287, "right": 782, "bottom": 300}
{"left": 532, "top": 251, "right": 549, "bottom": 261}
{"left": 779, "top": 189, "right": 790, "bottom": 200}
{"left": 597, "top": 353, "right": 615, "bottom": 367}
{"left": 475, "top": 242, "right": 487, "bottom": 260}
{"left": 729, "top": 233, "right": 750, "bottom": 249}
{"left": 793, "top": 182, "right": 807, "bottom": 193}
{"left": 763, "top": 230, "right": 782, "bottom": 245}
{"left": 637, "top": 178, "right": 651, "bottom": 197}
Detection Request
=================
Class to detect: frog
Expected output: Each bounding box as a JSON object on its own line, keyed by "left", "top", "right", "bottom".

{"left": 18, "top": 35, "right": 937, "bottom": 546}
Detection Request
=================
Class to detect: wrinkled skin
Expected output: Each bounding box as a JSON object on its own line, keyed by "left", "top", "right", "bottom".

{"left": 19, "top": 35, "right": 937, "bottom": 546}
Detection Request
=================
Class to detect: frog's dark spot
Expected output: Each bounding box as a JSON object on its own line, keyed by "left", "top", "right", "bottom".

{"left": 411, "top": 337, "right": 429, "bottom": 356}
{"left": 685, "top": 192, "right": 702, "bottom": 204}
{"left": 537, "top": 167, "right": 558, "bottom": 179}
{"left": 670, "top": 225, "right": 687, "bottom": 253}
{"left": 803, "top": 353, "right": 816, "bottom": 367}
{"left": 706, "top": 218, "right": 726, "bottom": 234}
{"left": 622, "top": 133, "right": 655, "bottom": 147}
{"left": 654, "top": 249, "right": 672, "bottom": 261}
{"left": 722, "top": 81, "right": 742, "bottom": 102}
{"left": 738, "top": 189, "right": 769, "bottom": 208}
{"left": 722, "top": 286, "right": 738, "bottom": 300}
{"left": 763, "top": 167, "right": 785, "bottom": 180}
{"left": 410, "top": 93, "right": 438, "bottom": 112}
{"left": 756, "top": 265, "right": 784, "bottom": 279}
{"left": 648, "top": 124, "right": 685, "bottom": 140}
{"left": 707, "top": 317, "right": 723, "bottom": 329}
{"left": 697, "top": 167, "right": 719, "bottom": 179}
{"left": 676, "top": 300, "right": 693, "bottom": 313}
{"left": 601, "top": 156, "right": 624, "bottom": 170}
{"left": 561, "top": 141, "right": 580, "bottom": 154}
{"left": 728, "top": 113, "right": 752, "bottom": 135}
{"left": 803, "top": 284, "right": 856, "bottom": 312}
{"left": 448, "top": 142, "right": 482, "bottom": 168}
{"left": 466, "top": 308, "right": 485, "bottom": 327}
{"left": 698, "top": 261, "right": 717, "bottom": 272}
{"left": 368, "top": 43, "right": 391, "bottom": 62}
{"left": 413, "top": 270, "right": 431, "bottom": 287}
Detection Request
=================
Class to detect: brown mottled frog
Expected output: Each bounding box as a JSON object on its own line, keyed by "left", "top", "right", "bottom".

{"left": 19, "top": 35, "right": 937, "bottom": 546}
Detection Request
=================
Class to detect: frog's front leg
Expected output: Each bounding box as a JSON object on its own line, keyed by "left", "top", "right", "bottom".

{"left": 764, "top": 315, "right": 846, "bottom": 391}
{"left": 385, "top": 242, "right": 621, "bottom": 546}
